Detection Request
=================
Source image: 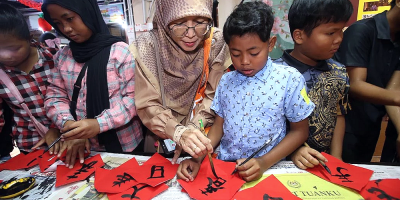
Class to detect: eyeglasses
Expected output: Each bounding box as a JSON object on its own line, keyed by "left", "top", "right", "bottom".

{"left": 169, "top": 22, "right": 211, "bottom": 38}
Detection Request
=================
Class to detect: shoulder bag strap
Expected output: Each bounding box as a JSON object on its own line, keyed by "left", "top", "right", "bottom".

{"left": 0, "top": 69, "right": 48, "bottom": 137}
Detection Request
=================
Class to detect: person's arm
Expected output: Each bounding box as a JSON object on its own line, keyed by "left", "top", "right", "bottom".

{"left": 44, "top": 48, "right": 89, "bottom": 168}
{"left": 384, "top": 71, "right": 400, "bottom": 158}
{"left": 44, "top": 49, "right": 75, "bottom": 129}
{"left": 237, "top": 119, "right": 309, "bottom": 182}
{"left": 61, "top": 43, "right": 137, "bottom": 139}
{"left": 330, "top": 115, "right": 345, "bottom": 159}
{"left": 347, "top": 67, "right": 400, "bottom": 105}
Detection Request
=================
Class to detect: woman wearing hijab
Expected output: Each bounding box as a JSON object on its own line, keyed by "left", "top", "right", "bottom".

{"left": 42, "top": 0, "right": 143, "bottom": 168}
{"left": 131, "top": 0, "right": 230, "bottom": 162}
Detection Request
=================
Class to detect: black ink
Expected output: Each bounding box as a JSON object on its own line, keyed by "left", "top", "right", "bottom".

{"left": 367, "top": 187, "right": 400, "bottom": 200}
{"left": 121, "top": 185, "right": 150, "bottom": 199}
{"left": 113, "top": 173, "right": 135, "bottom": 187}
{"left": 263, "top": 194, "right": 284, "bottom": 200}
{"left": 332, "top": 167, "right": 353, "bottom": 182}
{"left": 67, "top": 161, "right": 97, "bottom": 180}
{"left": 147, "top": 165, "right": 165, "bottom": 179}
{"left": 27, "top": 158, "right": 37, "bottom": 166}
{"left": 200, "top": 177, "right": 226, "bottom": 196}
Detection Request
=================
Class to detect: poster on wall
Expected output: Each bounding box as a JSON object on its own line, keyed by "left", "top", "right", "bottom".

{"left": 99, "top": 4, "right": 125, "bottom": 24}
{"left": 357, "top": 0, "right": 392, "bottom": 20}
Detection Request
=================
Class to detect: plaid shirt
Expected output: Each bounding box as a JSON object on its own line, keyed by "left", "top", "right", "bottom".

{"left": 45, "top": 42, "right": 143, "bottom": 152}
{"left": 0, "top": 40, "right": 57, "bottom": 151}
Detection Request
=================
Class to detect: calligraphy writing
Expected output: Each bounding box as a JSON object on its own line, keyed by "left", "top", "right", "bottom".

{"left": 67, "top": 161, "right": 98, "bottom": 180}
{"left": 121, "top": 185, "right": 150, "bottom": 199}
{"left": 367, "top": 187, "right": 400, "bottom": 200}
{"left": 27, "top": 158, "right": 37, "bottom": 166}
{"left": 113, "top": 173, "right": 135, "bottom": 187}
{"left": 263, "top": 194, "right": 283, "bottom": 200}
{"left": 147, "top": 165, "right": 165, "bottom": 179}
{"left": 332, "top": 167, "right": 353, "bottom": 182}
{"left": 200, "top": 177, "right": 226, "bottom": 196}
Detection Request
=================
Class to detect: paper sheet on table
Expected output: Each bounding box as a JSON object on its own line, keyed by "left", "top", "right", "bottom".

{"left": 233, "top": 175, "right": 301, "bottom": 199}
{"left": 306, "top": 152, "right": 373, "bottom": 191}
{"left": 95, "top": 157, "right": 140, "bottom": 193}
{"left": 359, "top": 179, "right": 400, "bottom": 200}
{"left": 242, "top": 173, "right": 363, "bottom": 200}
{"left": 178, "top": 157, "right": 245, "bottom": 200}
{"left": 56, "top": 154, "right": 104, "bottom": 187}
{"left": 133, "top": 153, "right": 179, "bottom": 187}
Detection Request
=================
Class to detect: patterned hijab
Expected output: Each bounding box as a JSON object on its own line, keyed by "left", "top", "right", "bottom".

{"left": 134, "top": 0, "right": 228, "bottom": 116}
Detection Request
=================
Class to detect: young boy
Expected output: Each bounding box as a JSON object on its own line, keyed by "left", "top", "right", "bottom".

{"left": 334, "top": 0, "right": 400, "bottom": 162}
{"left": 273, "top": 0, "right": 353, "bottom": 169}
{"left": 177, "top": 1, "right": 314, "bottom": 182}
{"left": 0, "top": 4, "right": 85, "bottom": 167}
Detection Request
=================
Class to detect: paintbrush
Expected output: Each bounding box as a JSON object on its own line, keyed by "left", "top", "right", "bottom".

{"left": 40, "top": 135, "right": 62, "bottom": 157}
{"left": 199, "top": 119, "right": 219, "bottom": 179}
{"left": 231, "top": 137, "right": 273, "bottom": 175}
{"left": 304, "top": 142, "right": 332, "bottom": 175}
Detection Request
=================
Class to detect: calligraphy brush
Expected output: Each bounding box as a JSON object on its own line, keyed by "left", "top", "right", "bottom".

{"left": 199, "top": 119, "right": 219, "bottom": 179}
{"left": 304, "top": 142, "right": 331, "bottom": 175}
{"left": 40, "top": 135, "right": 62, "bottom": 157}
{"left": 231, "top": 138, "right": 273, "bottom": 175}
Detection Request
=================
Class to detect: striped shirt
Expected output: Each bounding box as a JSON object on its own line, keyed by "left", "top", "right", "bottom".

{"left": 45, "top": 42, "right": 142, "bottom": 152}
{"left": 0, "top": 40, "right": 57, "bottom": 151}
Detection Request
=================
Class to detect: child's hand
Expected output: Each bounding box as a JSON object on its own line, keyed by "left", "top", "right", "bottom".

{"left": 176, "top": 158, "right": 201, "bottom": 182}
{"left": 291, "top": 146, "right": 327, "bottom": 170}
{"left": 61, "top": 119, "right": 100, "bottom": 140}
{"left": 57, "top": 139, "right": 91, "bottom": 169}
{"left": 31, "top": 128, "right": 61, "bottom": 154}
{"left": 171, "top": 145, "right": 182, "bottom": 164}
{"left": 236, "top": 157, "right": 268, "bottom": 182}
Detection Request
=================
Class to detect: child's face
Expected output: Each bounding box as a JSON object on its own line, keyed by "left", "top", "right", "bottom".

{"left": 0, "top": 34, "right": 30, "bottom": 67}
{"left": 297, "top": 22, "right": 346, "bottom": 61}
{"left": 168, "top": 16, "right": 210, "bottom": 52}
{"left": 46, "top": 4, "right": 93, "bottom": 43}
{"left": 228, "top": 33, "right": 276, "bottom": 77}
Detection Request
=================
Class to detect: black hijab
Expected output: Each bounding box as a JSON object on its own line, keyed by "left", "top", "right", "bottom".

{"left": 42, "top": 0, "right": 123, "bottom": 152}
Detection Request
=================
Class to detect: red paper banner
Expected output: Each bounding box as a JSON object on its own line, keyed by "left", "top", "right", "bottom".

{"left": 178, "top": 158, "right": 245, "bottom": 200}
{"left": 133, "top": 153, "right": 179, "bottom": 187}
{"left": 360, "top": 179, "right": 400, "bottom": 200}
{"left": 55, "top": 154, "right": 104, "bottom": 187}
{"left": 306, "top": 152, "right": 373, "bottom": 191}
{"left": 94, "top": 157, "right": 140, "bottom": 193}
{"left": 107, "top": 183, "right": 169, "bottom": 200}
{"left": 17, "top": 0, "right": 42, "bottom": 11}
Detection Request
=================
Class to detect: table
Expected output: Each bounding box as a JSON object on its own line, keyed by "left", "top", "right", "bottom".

{"left": 0, "top": 152, "right": 399, "bottom": 200}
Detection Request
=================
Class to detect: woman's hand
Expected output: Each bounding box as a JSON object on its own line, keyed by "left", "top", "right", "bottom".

{"left": 179, "top": 128, "right": 213, "bottom": 159}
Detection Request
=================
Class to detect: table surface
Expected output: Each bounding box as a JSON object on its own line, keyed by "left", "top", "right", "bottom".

{"left": 0, "top": 152, "right": 399, "bottom": 200}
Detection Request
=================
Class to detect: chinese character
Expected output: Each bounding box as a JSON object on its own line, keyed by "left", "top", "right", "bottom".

{"left": 200, "top": 177, "right": 226, "bottom": 196}
{"left": 263, "top": 194, "right": 284, "bottom": 200}
{"left": 27, "top": 158, "right": 37, "bottom": 166}
{"left": 332, "top": 167, "right": 353, "bottom": 182}
{"left": 367, "top": 187, "right": 400, "bottom": 200}
{"left": 67, "top": 161, "right": 97, "bottom": 180}
{"left": 113, "top": 173, "right": 135, "bottom": 187}
{"left": 147, "top": 165, "right": 165, "bottom": 179}
{"left": 121, "top": 185, "right": 150, "bottom": 199}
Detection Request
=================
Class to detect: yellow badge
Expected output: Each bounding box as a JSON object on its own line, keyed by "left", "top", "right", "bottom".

{"left": 300, "top": 87, "right": 310, "bottom": 105}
